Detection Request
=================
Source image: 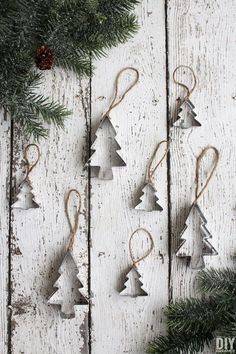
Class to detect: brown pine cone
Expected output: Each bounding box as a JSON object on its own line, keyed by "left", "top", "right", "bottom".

{"left": 35, "top": 45, "right": 54, "bottom": 70}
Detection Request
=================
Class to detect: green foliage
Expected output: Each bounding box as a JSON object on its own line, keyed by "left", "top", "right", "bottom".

{"left": 146, "top": 332, "right": 214, "bottom": 354}
{"left": 0, "top": 0, "right": 139, "bottom": 139}
{"left": 198, "top": 267, "right": 236, "bottom": 298}
{"left": 146, "top": 268, "right": 236, "bottom": 354}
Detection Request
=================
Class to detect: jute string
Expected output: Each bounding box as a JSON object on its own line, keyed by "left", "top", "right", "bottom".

{"left": 23, "top": 144, "right": 40, "bottom": 181}
{"left": 192, "top": 146, "right": 220, "bottom": 205}
{"left": 146, "top": 140, "right": 170, "bottom": 183}
{"left": 104, "top": 67, "right": 139, "bottom": 118}
{"left": 65, "top": 189, "right": 82, "bottom": 252}
{"left": 129, "top": 228, "right": 154, "bottom": 268}
{"left": 173, "top": 65, "right": 197, "bottom": 101}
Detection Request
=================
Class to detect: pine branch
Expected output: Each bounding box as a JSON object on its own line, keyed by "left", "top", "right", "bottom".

{"left": 198, "top": 268, "right": 236, "bottom": 297}
{"left": 27, "top": 93, "right": 70, "bottom": 127}
{"left": 166, "top": 298, "right": 232, "bottom": 335}
{"left": 19, "top": 118, "right": 48, "bottom": 140}
{"left": 0, "top": 16, "right": 11, "bottom": 40}
{"left": 8, "top": 97, "right": 70, "bottom": 140}
{"left": 0, "top": 0, "right": 16, "bottom": 39}
{"left": 146, "top": 332, "right": 213, "bottom": 354}
{"left": 98, "top": 0, "right": 139, "bottom": 14}
{"left": 83, "top": 14, "right": 139, "bottom": 59}
{"left": 100, "top": 14, "right": 139, "bottom": 46}
{"left": 85, "top": 0, "right": 99, "bottom": 13}
{"left": 0, "top": 0, "right": 139, "bottom": 137}
{"left": 147, "top": 268, "right": 236, "bottom": 354}
{"left": 54, "top": 48, "right": 91, "bottom": 76}
{"left": 4, "top": 71, "right": 70, "bottom": 140}
{"left": 217, "top": 321, "right": 236, "bottom": 338}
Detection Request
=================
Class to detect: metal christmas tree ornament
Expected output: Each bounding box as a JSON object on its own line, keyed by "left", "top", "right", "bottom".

{"left": 120, "top": 266, "right": 148, "bottom": 297}
{"left": 119, "top": 228, "right": 154, "bottom": 297}
{"left": 12, "top": 144, "right": 40, "bottom": 210}
{"left": 48, "top": 251, "right": 88, "bottom": 319}
{"left": 87, "top": 67, "right": 139, "bottom": 180}
{"left": 176, "top": 146, "right": 220, "bottom": 269}
{"left": 176, "top": 203, "right": 218, "bottom": 269}
{"left": 48, "top": 189, "right": 88, "bottom": 318}
{"left": 134, "top": 140, "right": 170, "bottom": 212}
{"left": 88, "top": 115, "right": 126, "bottom": 180}
{"left": 172, "top": 65, "right": 201, "bottom": 129}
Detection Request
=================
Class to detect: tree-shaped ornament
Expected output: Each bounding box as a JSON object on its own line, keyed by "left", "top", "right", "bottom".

{"left": 176, "top": 204, "right": 218, "bottom": 269}
{"left": 135, "top": 140, "right": 170, "bottom": 212}
{"left": 12, "top": 144, "right": 40, "bottom": 209}
{"left": 88, "top": 116, "right": 126, "bottom": 180}
{"left": 87, "top": 67, "right": 139, "bottom": 180}
{"left": 48, "top": 189, "right": 88, "bottom": 318}
{"left": 172, "top": 65, "right": 201, "bottom": 129}
{"left": 176, "top": 146, "right": 220, "bottom": 269}
{"left": 120, "top": 228, "right": 154, "bottom": 297}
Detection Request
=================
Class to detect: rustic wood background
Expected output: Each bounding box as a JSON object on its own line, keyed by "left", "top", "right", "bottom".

{"left": 0, "top": 0, "right": 235, "bottom": 353}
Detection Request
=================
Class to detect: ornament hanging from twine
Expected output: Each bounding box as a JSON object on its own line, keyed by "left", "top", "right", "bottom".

{"left": 48, "top": 189, "right": 88, "bottom": 319}
{"left": 87, "top": 67, "right": 139, "bottom": 180}
{"left": 12, "top": 144, "right": 40, "bottom": 210}
{"left": 176, "top": 146, "right": 220, "bottom": 269}
{"left": 35, "top": 45, "right": 54, "bottom": 70}
{"left": 134, "top": 140, "right": 170, "bottom": 211}
{"left": 172, "top": 65, "right": 201, "bottom": 129}
{"left": 120, "top": 228, "right": 154, "bottom": 297}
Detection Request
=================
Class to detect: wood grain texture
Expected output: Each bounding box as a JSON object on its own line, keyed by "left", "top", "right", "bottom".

{"left": 10, "top": 71, "right": 90, "bottom": 354}
{"left": 90, "top": 1, "right": 169, "bottom": 353}
{"left": 168, "top": 0, "right": 236, "bottom": 351}
{"left": 0, "top": 0, "right": 235, "bottom": 353}
{"left": 0, "top": 112, "right": 11, "bottom": 354}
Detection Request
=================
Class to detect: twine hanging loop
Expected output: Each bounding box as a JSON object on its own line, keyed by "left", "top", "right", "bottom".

{"left": 193, "top": 146, "right": 220, "bottom": 205}
{"left": 129, "top": 228, "right": 154, "bottom": 268}
{"left": 105, "top": 67, "right": 139, "bottom": 117}
{"left": 173, "top": 65, "right": 197, "bottom": 100}
{"left": 24, "top": 144, "right": 40, "bottom": 180}
{"left": 147, "top": 140, "right": 170, "bottom": 183}
{"left": 65, "top": 189, "right": 82, "bottom": 252}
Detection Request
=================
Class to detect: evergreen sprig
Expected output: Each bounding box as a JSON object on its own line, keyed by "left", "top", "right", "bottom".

{"left": 146, "top": 268, "right": 236, "bottom": 354}
{"left": 0, "top": 0, "right": 139, "bottom": 139}
{"left": 198, "top": 267, "right": 236, "bottom": 298}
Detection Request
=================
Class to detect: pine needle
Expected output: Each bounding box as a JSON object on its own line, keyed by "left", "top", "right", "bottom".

{"left": 146, "top": 268, "right": 236, "bottom": 354}
{"left": 0, "top": 0, "right": 139, "bottom": 138}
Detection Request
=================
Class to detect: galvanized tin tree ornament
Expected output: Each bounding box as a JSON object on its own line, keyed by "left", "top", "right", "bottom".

{"left": 135, "top": 140, "right": 170, "bottom": 211}
{"left": 88, "top": 116, "right": 126, "bottom": 180}
{"left": 172, "top": 65, "right": 201, "bottom": 129}
{"left": 88, "top": 67, "right": 139, "bottom": 180}
{"left": 176, "top": 146, "right": 220, "bottom": 269}
{"left": 176, "top": 204, "right": 218, "bottom": 269}
{"left": 48, "top": 189, "right": 88, "bottom": 319}
{"left": 12, "top": 144, "right": 40, "bottom": 209}
{"left": 120, "top": 228, "right": 154, "bottom": 297}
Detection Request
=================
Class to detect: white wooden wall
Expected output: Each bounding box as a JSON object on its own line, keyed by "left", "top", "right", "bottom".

{"left": 0, "top": 0, "right": 235, "bottom": 353}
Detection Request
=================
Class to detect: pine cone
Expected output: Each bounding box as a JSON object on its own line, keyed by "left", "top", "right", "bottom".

{"left": 35, "top": 45, "right": 54, "bottom": 70}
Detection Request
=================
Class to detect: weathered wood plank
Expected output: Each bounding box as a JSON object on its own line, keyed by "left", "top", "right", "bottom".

{"left": 2, "top": 1, "right": 234, "bottom": 353}
{"left": 168, "top": 0, "right": 236, "bottom": 351}
{"left": 90, "top": 1, "right": 168, "bottom": 353}
{"left": 0, "top": 112, "right": 11, "bottom": 354}
{"left": 10, "top": 70, "right": 90, "bottom": 353}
